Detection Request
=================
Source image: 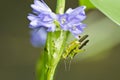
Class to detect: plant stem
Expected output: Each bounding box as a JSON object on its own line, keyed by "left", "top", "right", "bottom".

{"left": 56, "top": 0, "right": 65, "bottom": 14}
{"left": 36, "top": 0, "right": 67, "bottom": 80}
{"left": 44, "top": 31, "right": 68, "bottom": 80}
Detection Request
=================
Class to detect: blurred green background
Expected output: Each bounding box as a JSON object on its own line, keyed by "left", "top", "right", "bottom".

{"left": 0, "top": 0, "right": 120, "bottom": 80}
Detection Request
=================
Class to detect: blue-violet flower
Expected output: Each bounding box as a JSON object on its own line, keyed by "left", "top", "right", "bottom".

{"left": 30, "top": 27, "right": 47, "bottom": 47}
{"left": 27, "top": 0, "right": 87, "bottom": 47}
{"left": 27, "top": 0, "right": 57, "bottom": 32}
{"left": 27, "top": 0, "right": 57, "bottom": 47}
{"left": 58, "top": 6, "right": 86, "bottom": 38}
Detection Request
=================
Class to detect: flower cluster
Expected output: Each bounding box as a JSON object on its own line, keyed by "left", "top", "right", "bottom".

{"left": 27, "top": 0, "right": 86, "bottom": 47}
{"left": 58, "top": 6, "right": 86, "bottom": 38}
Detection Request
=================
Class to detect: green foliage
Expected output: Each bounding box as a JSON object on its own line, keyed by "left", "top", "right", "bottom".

{"left": 90, "top": 0, "right": 120, "bottom": 26}
{"left": 79, "top": 0, "right": 95, "bottom": 10}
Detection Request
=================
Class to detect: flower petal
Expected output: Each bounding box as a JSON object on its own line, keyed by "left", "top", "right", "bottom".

{"left": 66, "top": 8, "right": 73, "bottom": 14}
{"left": 31, "top": 0, "right": 51, "bottom": 13}
{"left": 27, "top": 14, "right": 37, "bottom": 20}
{"left": 67, "top": 6, "right": 86, "bottom": 22}
{"left": 30, "top": 27, "right": 47, "bottom": 47}
{"left": 58, "top": 6, "right": 86, "bottom": 38}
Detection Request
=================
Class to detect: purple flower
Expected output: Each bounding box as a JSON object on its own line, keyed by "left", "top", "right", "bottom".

{"left": 27, "top": 0, "right": 57, "bottom": 47}
{"left": 30, "top": 27, "right": 47, "bottom": 47}
{"left": 58, "top": 6, "right": 86, "bottom": 38}
{"left": 27, "top": 0, "right": 87, "bottom": 47}
{"left": 27, "top": 0, "right": 57, "bottom": 32}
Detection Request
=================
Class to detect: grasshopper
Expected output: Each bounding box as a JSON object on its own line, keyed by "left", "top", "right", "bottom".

{"left": 62, "top": 35, "right": 89, "bottom": 60}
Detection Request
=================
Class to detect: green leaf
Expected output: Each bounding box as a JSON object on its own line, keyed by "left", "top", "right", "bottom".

{"left": 79, "top": 0, "right": 95, "bottom": 10}
{"left": 90, "top": 0, "right": 120, "bottom": 26}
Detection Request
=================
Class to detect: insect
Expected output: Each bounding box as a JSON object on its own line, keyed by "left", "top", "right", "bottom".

{"left": 62, "top": 35, "right": 89, "bottom": 60}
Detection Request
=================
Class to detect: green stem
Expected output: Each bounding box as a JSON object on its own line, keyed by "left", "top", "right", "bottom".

{"left": 45, "top": 31, "right": 68, "bottom": 80}
{"left": 36, "top": 0, "right": 67, "bottom": 80}
{"left": 56, "top": 0, "right": 65, "bottom": 14}
{"left": 39, "top": 31, "right": 68, "bottom": 80}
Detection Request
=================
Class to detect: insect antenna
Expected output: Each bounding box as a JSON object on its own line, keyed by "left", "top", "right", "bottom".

{"left": 79, "top": 35, "right": 88, "bottom": 42}
{"left": 79, "top": 40, "right": 89, "bottom": 49}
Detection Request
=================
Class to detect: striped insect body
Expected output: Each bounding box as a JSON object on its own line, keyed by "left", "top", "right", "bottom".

{"left": 62, "top": 35, "right": 89, "bottom": 60}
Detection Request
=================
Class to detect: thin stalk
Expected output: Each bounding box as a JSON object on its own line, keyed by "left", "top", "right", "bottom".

{"left": 56, "top": 0, "right": 65, "bottom": 14}
{"left": 36, "top": 0, "right": 67, "bottom": 80}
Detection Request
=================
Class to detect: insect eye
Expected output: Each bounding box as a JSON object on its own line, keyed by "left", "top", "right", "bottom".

{"left": 78, "top": 35, "right": 81, "bottom": 38}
